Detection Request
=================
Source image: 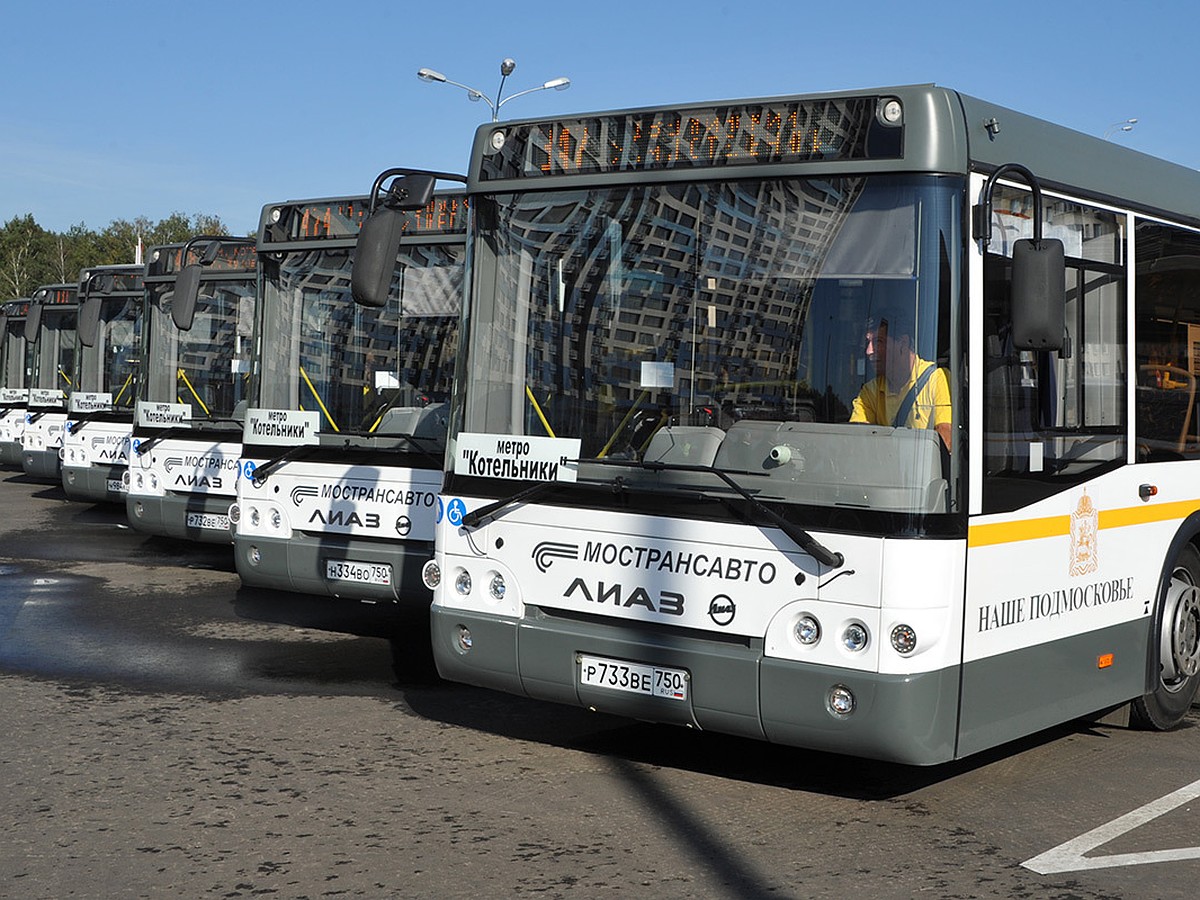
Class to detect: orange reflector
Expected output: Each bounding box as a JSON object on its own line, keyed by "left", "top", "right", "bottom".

{"left": 1098, "top": 653, "right": 1114, "bottom": 669}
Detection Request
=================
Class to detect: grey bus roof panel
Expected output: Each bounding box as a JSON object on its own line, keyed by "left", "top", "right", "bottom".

{"left": 255, "top": 188, "right": 468, "bottom": 254}
{"left": 467, "top": 83, "right": 1200, "bottom": 226}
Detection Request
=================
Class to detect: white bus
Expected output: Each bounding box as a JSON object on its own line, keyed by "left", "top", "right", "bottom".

{"left": 425, "top": 85, "right": 1200, "bottom": 764}
{"left": 0, "top": 298, "right": 31, "bottom": 467}
{"left": 62, "top": 265, "right": 143, "bottom": 504}
{"left": 232, "top": 172, "right": 465, "bottom": 637}
{"left": 22, "top": 284, "right": 78, "bottom": 483}
{"left": 127, "top": 238, "right": 258, "bottom": 542}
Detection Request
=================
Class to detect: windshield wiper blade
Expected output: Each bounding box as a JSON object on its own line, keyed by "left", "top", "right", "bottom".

{"left": 577, "top": 457, "right": 844, "bottom": 569}
{"left": 248, "top": 444, "right": 320, "bottom": 484}
{"left": 340, "top": 432, "right": 444, "bottom": 465}
{"left": 134, "top": 417, "right": 241, "bottom": 455}
{"left": 461, "top": 481, "right": 558, "bottom": 528}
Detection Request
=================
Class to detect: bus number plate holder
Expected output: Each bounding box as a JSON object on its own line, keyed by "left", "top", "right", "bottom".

{"left": 326, "top": 560, "right": 392, "bottom": 586}
{"left": 186, "top": 512, "right": 230, "bottom": 530}
{"left": 578, "top": 654, "right": 688, "bottom": 701}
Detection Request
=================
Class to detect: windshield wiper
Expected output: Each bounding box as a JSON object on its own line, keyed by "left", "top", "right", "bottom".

{"left": 339, "top": 432, "right": 444, "bottom": 466}
{"left": 576, "top": 457, "right": 844, "bottom": 569}
{"left": 461, "top": 481, "right": 558, "bottom": 528}
{"left": 248, "top": 444, "right": 321, "bottom": 484}
{"left": 134, "top": 416, "right": 242, "bottom": 456}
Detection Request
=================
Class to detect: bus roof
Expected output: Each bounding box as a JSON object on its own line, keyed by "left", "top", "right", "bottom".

{"left": 467, "top": 83, "right": 1200, "bottom": 228}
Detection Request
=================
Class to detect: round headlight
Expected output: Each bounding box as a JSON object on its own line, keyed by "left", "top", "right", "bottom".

{"left": 489, "top": 572, "right": 506, "bottom": 600}
{"left": 270, "top": 509, "right": 282, "bottom": 529}
{"left": 828, "top": 684, "right": 856, "bottom": 716}
{"left": 890, "top": 624, "right": 918, "bottom": 655}
{"left": 133, "top": 501, "right": 144, "bottom": 518}
{"left": 248, "top": 545, "right": 261, "bottom": 566}
{"left": 228, "top": 503, "right": 241, "bottom": 525}
{"left": 149, "top": 474, "right": 159, "bottom": 491}
{"left": 422, "top": 559, "right": 442, "bottom": 590}
{"left": 456, "top": 625, "right": 473, "bottom": 652}
{"left": 250, "top": 507, "right": 260, "bottom": 527}
{"left": 842, "top": 622, "right": 869, "bottom": 652}
{"left": 455, "top": 569, "right": 472, "bottom": 596}
{"left": 795, "top": 615, "right": 821, "bottom": 646}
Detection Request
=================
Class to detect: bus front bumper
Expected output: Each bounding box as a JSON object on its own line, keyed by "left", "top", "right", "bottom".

{"left": 234, "top": 531, "right": 433, "bottom": 607}
{"left": 431, "top": 605, "right": 961, "bottom": 766}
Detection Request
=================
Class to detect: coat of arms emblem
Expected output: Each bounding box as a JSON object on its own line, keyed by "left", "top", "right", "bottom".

{"left": 1069, "top": 490, "right": 1099, "bottom": 577}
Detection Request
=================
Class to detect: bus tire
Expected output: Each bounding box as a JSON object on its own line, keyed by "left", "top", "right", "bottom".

{"left": 1131, "top": 543, "right": 1200, "bottom": 730}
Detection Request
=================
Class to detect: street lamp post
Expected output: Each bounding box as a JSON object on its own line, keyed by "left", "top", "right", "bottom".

{"left": 1103, "top": 118, "right": 1138, "bottom": 140}
{"left": 417, "top": 58, "right": 571, "bottom": 121}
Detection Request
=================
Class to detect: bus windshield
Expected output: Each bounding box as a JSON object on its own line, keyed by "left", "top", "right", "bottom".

{"left": 33, "top": 308, "right": 77, "bottom": 393}
{"left": 255, "top": 245, "right": 463, "bottom": 441}
{"left": 79, "top": 296, "right": 141, "bottom": 407}
{"left": 458, "top": 174, "right": 963, "bottom": 516}
{"left": 144, "top": 277, "right": 256, "bottom": 422}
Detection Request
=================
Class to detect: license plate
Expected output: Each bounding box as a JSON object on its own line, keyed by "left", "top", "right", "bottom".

{"left": 186, "top": 512, "right": 230, "bottom": 530}
{"left": 106, "top": 479, "right": 127, "bottom": 494}
{"left": 578, "top": 654, "right": 688, "bottom": 701}
{"left": 326, "top": 559, "right": 392, "bottom": 586}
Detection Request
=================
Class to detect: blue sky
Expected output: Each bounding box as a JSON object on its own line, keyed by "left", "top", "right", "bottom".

{"left": 2, "top": 0, "right": 1196, "bottom": 237}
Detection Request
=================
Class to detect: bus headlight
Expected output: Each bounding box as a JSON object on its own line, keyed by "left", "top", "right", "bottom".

{"left": 454, "top": 569, "right": 472, "bottom": 596}
{"left": 828, "top": 685, "right": 856, "bottom": 716}
{"left": 228, "top": 503, "right": 240, "bottom": 525}
{"left": 421, "top": 559, "right": 441, "bottom": 590}
{"left": 794, "top": 615, "right": 821, "bottom": 645}
{"left": 456, "top": 625, "right": 473, "bottom": 652}
{"left": 270, "top": 509, "right": 282, "bottom": 530}
{"left": 890, "top": 624, "right": 918, "bottom": 655}
{"left": 488, "top": 572, "right": 506, "bottom": 600}
{"left": 842, "top": 622, "right": 869, "bottom": 652}
{"left": 249, "top": 507, "right": 260, "bottom": 527}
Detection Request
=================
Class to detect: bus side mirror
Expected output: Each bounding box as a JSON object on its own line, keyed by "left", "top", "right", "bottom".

{"left": 1011, "top": 237, "right": 1065, "bottom": 351}
{"left": 25, "top": 304, "right": 43, "bottom": 342}
{"left": 352, "top": 171, "right": 440, "bottom": 308}
{"left": 172, "top": 263, "right": 203, "bottom": 331}
{"left": 78, "top": 296, "right": 103, "bottom": 347}
{"left": 352, "top": 207, "right": 408, "bottom": 308}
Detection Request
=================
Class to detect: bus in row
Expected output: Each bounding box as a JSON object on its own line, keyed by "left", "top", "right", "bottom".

{"left": 0, "top": 299, "right": 31, "bottom": 466}
{"left": 410, "top": 83, "right": 1200, "bottom": 764}
{"left": 127, "top": 237, "right": 257, "bottom": 541}
{"left": 62, "top": 265, "right": 143, "bottom": 503}
{"left": 21, "top": 284, "right": 78, "bottom": 483}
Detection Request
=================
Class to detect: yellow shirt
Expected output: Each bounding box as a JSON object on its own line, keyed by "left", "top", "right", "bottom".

{"left": 850, "top": 359, "right": 951, "bottom": 429}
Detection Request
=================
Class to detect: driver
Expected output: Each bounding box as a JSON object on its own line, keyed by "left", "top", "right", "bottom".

{"left": 850, "top": 306, "right": 951, "bottom": 450}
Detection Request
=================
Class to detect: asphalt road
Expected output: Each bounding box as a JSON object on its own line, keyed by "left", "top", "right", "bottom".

{"left": 1, "top": 470, "right": 1198, "bottom": 899}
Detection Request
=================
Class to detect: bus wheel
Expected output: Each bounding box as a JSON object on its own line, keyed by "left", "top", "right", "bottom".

{"left": 1132, "top": 543, "right": 1200, "bottom": 730}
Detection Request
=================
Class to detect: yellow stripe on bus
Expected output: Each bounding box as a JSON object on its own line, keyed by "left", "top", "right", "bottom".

{"left": 968, "top": 499, "right": 1200, "bottom": 547}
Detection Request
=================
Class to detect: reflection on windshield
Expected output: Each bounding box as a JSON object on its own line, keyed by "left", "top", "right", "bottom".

{"left": 462, "top": 174, "right": 963, "bottom": 514}
{"left": 256, "top": 246, "right": 464, "bottom": 440}
{"left": 78, "top": 297, "right": 141, "bottom": 407}
{"left": 33, "top": 310, "right": 76, "bottom": 392}
{"left": 144, "top": 280, "right": 256, "bottom": 420}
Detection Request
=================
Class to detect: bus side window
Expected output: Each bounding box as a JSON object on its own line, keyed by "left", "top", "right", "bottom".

{"left": 1134, "top": 220, "right": 1200, "bottom": 461}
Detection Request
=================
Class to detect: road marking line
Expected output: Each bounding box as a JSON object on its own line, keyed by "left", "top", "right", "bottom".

{"left": 1022, "top": 778, "right": 1200, "bottom": 874}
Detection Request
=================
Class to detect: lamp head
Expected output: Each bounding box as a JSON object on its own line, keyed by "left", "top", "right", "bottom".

{"left": 544, "top": 77, "right": 570, "bottom": 91}
{"left": 500, "top": 58, "right": 516, "bottom": 76}
{"left": 417, "top": 68, "right": 446, "bottom": 83}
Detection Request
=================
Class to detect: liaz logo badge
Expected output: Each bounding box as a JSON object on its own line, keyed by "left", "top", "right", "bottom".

{"left": 563, "top": 579, "right": 684, "bottom": 616}
{"left": 708, "top": 594, "right": 736, "bottom": 626}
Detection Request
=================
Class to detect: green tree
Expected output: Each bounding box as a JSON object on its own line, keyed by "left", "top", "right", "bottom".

{"left": 0, "top": 214, "right": 53, "bottom": 298}
{"left": 0, "top": 212, "right": 230, "bottom": 299}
